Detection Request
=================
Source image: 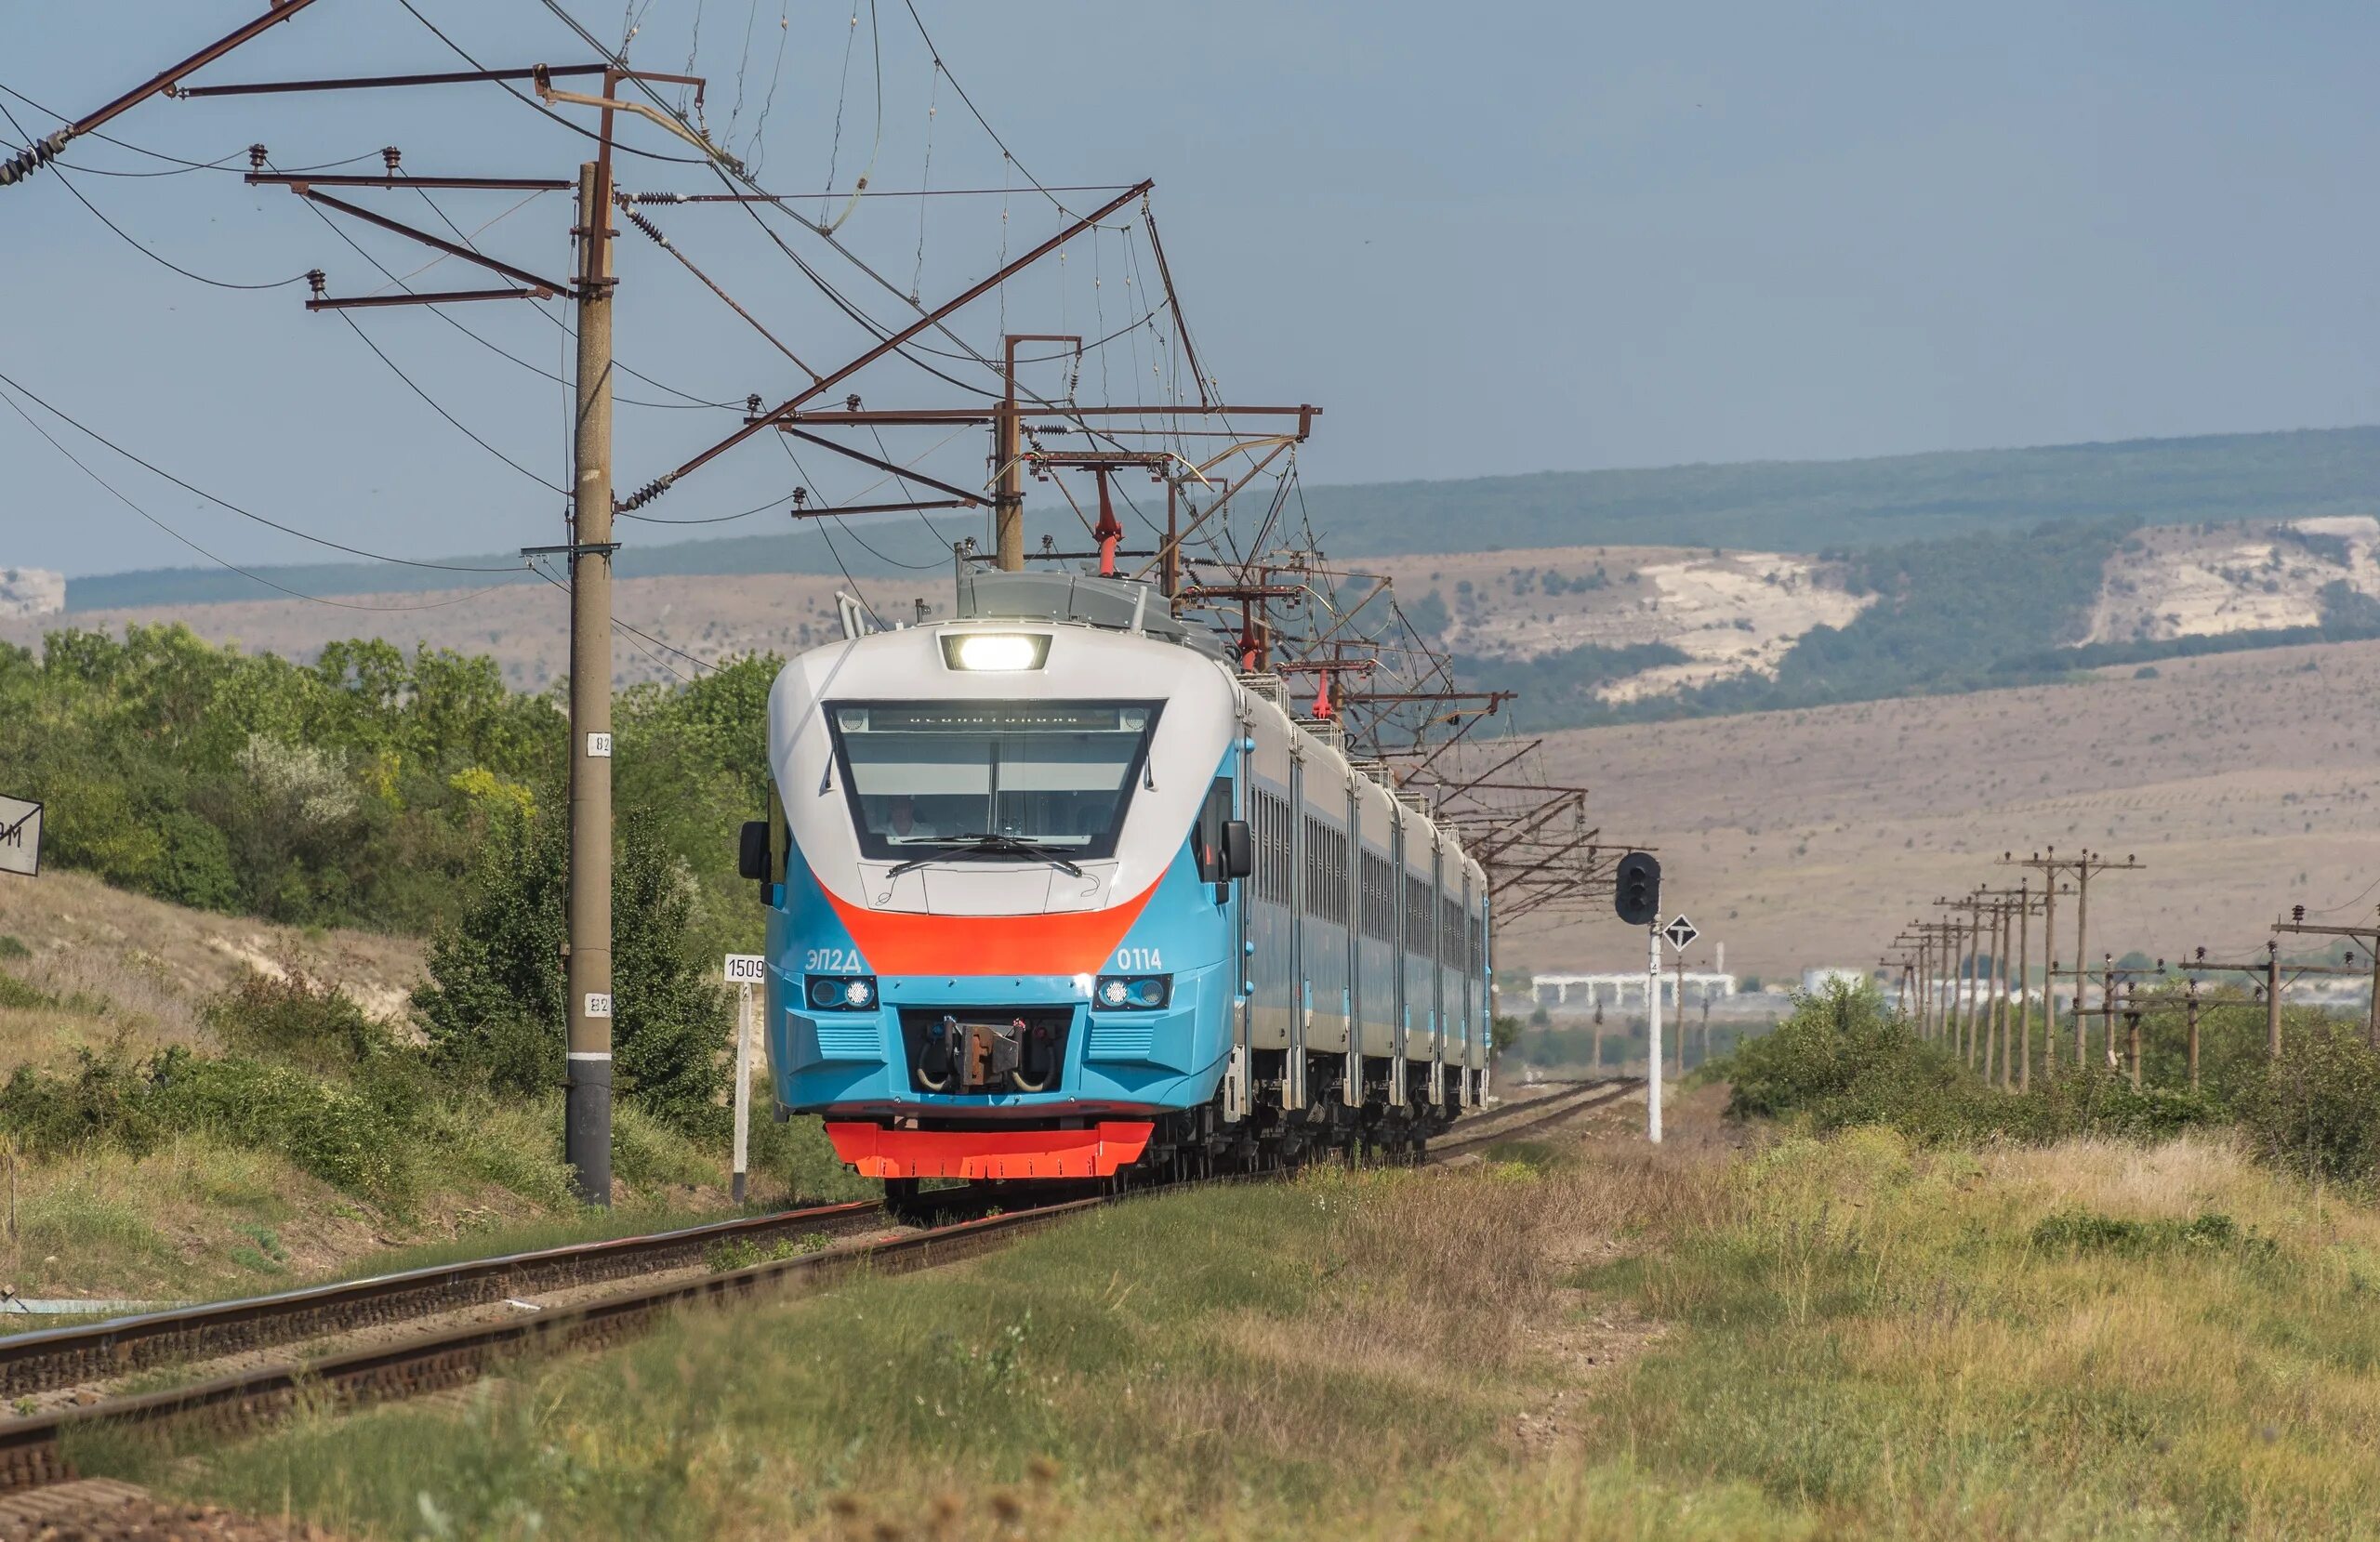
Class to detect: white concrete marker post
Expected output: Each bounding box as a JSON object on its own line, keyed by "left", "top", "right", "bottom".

{"left": 1646, "top": 924, "right": 1663, "bottom": 1145}
{"left": 724, "top": 955, "right": 767, "bottom": 1204}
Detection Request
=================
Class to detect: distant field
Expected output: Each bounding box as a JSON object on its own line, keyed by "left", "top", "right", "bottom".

{"left": 56, "top": 423, "right": 2380, "bottom": 609}
{"left": 11, "top": 573, "right": 2373, "bottom": 984}
{"left": 1506, "top": 638, "right": 2380, "bottom": 981}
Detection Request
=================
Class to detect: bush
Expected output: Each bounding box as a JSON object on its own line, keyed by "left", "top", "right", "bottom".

{"left": 205, "top": 967, "right": 400, "bottom": 1075}
{"left": 1716, "top": 981, "right": 2224, "bottom": 1147}
{"left": 415, "top": 805, "right": 728, "bottom": 1131}
{"left": 2235, "top": 1021, "right": 2380, "bottom": 1183}
{"left": 0, "top": 1048, "right": 163, "bottom": 1159}
{"left": 0, "top": 969, "right": 55, "bottom": 1010}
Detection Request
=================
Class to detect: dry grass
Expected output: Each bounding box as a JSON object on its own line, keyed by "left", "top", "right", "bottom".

{"left": 0, "top": 868, "right": 424, "bottom": 1031}
{"left": 106, "top": 1105, "right": 2380, "bottom": 1539}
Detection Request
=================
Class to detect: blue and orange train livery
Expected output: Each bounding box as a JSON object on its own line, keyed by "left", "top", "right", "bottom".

{"left": 737, "top": 572, "right": 1490, "bottom": 1205}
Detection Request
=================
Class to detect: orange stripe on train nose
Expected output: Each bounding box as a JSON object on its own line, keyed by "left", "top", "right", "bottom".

{"left": 818, "top": 876, "right": 1163, "bottom": 977}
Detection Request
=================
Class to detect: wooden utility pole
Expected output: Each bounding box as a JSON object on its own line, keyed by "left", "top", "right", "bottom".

{"left": 2016, "top": 879, "right": 2033, "bottom": 1090}
{"left": 2182, "top": 942, "right": 2285, "bottom": 1061}
{"left": 1993, "top": 900, "right": 2013, "bottom": 1087}
{"left": 2268, "top": 942, "right": 2282, "bottom": 1057}
{"left": 2269, "top": 904, "right": 2380, "bottom": 1048}
{"left": 2005, "top": 850, "right": 2137, "bottom": 1074}
{"left": 2184, "top": 977, "right": 2201, "bottom": 1094}
{"left": 566, "top": 152, "right": 619, "bottom": 1206}
{"left": 1972, "top": 887, "right": 2042, "bottom": 1090}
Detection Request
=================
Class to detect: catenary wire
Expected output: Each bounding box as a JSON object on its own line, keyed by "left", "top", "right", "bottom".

{"left": 277, "top": 158, "right": 733, "bottom": 411}
{"left": 390, "top": 0, "right": 709, "bottom": 165}
{"left": 0, "top": 362, "right": 520, "bottom": 572}
{"left": 0, "top": 381, "right": 510, "bottom": 611}
{"left": 335, "top": 310, "right": 568, "bottom": 493}
{"left": 0, "top": 101, "right": 309, "bottom": 290}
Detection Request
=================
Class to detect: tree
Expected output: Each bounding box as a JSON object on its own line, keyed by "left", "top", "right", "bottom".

{"left": 413, "top": 804, "right": 729, "bottom": 1130}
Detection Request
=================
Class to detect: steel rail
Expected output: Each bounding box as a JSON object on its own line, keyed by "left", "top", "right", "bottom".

{"left": 1425, "top": 1077, "right": 1643, "bottom": 1162}
{"left": 0, "top": 1199, "right": 886, "bottom": 1401}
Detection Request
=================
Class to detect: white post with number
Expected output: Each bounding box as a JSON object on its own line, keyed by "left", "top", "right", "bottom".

{"left": 1646, "top": 924, "right": 1663, "bottom": 1145}
{"left": 724, "top": 955, "right": 767, "bottom": 1204}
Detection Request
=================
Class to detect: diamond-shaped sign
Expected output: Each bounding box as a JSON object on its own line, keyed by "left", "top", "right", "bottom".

{"left": 1662, "top": 915, "right": 1699, "bottom": 952}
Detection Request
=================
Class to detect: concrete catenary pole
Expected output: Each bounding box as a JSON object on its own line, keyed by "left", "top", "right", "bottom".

{"left": 566, "top": 156, "right": 618, "bottom": 1206}
{"left": 996, "top": 336, "right": 1025, "bottom": 571}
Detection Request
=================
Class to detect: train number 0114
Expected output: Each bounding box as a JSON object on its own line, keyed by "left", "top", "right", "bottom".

{"left": 1112, "top": 946, "right": 1163, "bottom": 971}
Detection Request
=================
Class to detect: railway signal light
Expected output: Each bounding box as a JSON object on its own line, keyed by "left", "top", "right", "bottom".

{"left": 1615, "top": 850, "right": 1660, "bottom": 928}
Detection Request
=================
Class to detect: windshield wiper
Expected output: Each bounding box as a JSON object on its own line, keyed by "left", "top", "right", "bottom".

{"left": 886, "top": 832, "right": 1085, "bottom": 878}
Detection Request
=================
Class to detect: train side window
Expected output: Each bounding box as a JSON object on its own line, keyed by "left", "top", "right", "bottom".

{"left": 1195, "top": 779, "right": 1233, "bottom": 882}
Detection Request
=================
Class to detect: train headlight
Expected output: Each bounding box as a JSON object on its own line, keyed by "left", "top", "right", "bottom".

{"left": 808, "top": 975, "right": 878, "bottom": 1010}
{"left": 942, "top": 633, "right": 1050, "bottom": 671}
{"left": 1093, "top": 974, "right": 1171, "bottom": 1010}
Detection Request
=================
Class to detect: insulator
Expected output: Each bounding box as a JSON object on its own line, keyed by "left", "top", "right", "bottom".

{"left": 790, "top": 487, "right": 809, "bottom": 507}
{"left": 746, "top": 393, "right": 762, "bottom": 416}
{"left": 0, "top": 129, "right": 72, "bottom": 190}
{"left": 306, "top": 270, "right": 327, "bottom": 300}
{"left": 843, "top": 393, "right": 863, "bottom": 412}
{"left": 624, "top": 209, "right": 671, "bottom": 248}
{"left": 616, "top": 472, "right": 677, "bottom": 511}
{"left": 248, "top": 143, "right": 269, "bottom": 171}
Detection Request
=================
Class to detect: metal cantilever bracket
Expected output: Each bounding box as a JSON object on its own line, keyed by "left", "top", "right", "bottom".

{"left": 521, "top": 542, "right": 623, "bottom": 558}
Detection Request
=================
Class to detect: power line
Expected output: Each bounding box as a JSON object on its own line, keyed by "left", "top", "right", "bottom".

{"left": 275, "top": 158, "right": 731, "bottom": 411}
{"left": 0, "top": 362, "right": 519, "bottom": 573}
{"left": 0, "top": 100, "right": 309, "bottom": 291}
{"left": 336, "top": 310, "right": 567, "bottom": 494}
{"left": 0, "top": 378, "right": 509, "bottom": 612}
{"left": 390, "top": 0, "right": 708, "bottom": 165}
{"left": 0, "top": 79, "right": 383, "bottom": 175}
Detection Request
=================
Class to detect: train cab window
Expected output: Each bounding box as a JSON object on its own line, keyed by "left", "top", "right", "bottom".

{"left": 829, "top": 701, "right": 1160, "bottom": 861}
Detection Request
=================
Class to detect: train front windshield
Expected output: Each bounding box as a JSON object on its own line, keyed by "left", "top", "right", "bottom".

{"left": 829, "top": 702, "right": 1161, "bottom": 860}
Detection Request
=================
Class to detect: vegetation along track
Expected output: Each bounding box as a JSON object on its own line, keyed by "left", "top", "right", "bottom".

{"left": 0, "top": 1079, "right": 1638, "bottom": 1493}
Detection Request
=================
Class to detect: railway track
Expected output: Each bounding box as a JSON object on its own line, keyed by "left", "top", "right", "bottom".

{"left": 0, "top": 1198, "right": 895, "bottom": 1407}
{"left": 0, "top": 1199, "right": 1095, "bottom": 1493}
{"left": 0, "top": 1076, "right": 1643, "bottom": 1497}
{"left": 1426, "top": 1076, "right": 1644, "bottom": 1162}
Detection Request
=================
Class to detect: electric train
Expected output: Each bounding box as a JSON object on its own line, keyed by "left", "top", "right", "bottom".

{"left": 737, "top": 571, "right": 1491, "bottom": 1206}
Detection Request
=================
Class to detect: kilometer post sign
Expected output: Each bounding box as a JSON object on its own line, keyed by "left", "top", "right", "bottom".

{"left": 0, "top": 795, "right": 39, "bottom": 878}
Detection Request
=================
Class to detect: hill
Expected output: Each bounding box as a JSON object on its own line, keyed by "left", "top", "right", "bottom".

{"left": 54, "top": 425, "right": 2380, "bottom": 609}
{"left": 1502, "top": 637, "right": 2380, "bottom": 981}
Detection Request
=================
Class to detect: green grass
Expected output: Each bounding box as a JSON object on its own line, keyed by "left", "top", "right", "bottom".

{"left": 84, "top": 1116, "right": 2380, "bottom": 1539}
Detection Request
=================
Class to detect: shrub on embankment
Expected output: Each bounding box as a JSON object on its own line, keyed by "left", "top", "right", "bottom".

{"left": 1714, "top": 979, "right": 2380, "bottom": 1186}
{"left": 0, "top": 964, "right": 819, "bottom": 1216}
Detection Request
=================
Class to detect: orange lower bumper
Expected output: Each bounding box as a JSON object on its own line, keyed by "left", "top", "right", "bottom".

{"left": 826, "top": 1121, "right": 1156, "bottom": 1180}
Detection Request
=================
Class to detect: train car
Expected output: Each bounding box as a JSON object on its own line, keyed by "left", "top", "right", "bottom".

{"left": 736, "top": 571, "right": 1491, "bottom": 1206}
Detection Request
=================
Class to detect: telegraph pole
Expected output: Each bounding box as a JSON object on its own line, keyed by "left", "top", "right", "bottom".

{"left": 2270, "top": 904, "right": 2380, "bottom": 1047}
{"left": 566, "top": 151, "right": 619, "bottom": 1206}
{"left": 2016, "top": 878, "right": 2033, "bottom": 1090}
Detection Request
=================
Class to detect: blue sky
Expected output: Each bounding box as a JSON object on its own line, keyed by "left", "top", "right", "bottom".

{"left": 6, "top": 1, "right": 2377, "bottom": 577}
